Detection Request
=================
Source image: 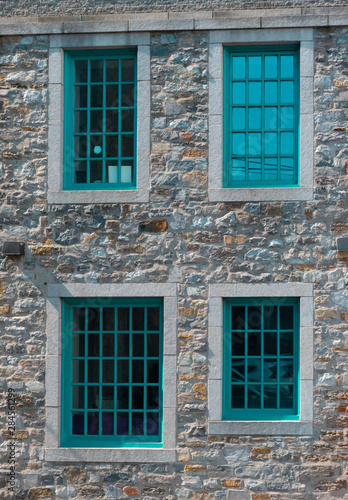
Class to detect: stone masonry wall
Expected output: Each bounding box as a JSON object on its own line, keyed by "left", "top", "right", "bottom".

{"left": 0, "top": 0, "right": 348, "bottom": 18}
{"left": 0, "top": 24, "right": 347, "bottom": 500}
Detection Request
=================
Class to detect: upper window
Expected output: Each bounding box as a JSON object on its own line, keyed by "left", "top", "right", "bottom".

{"left": 64, "top": 50, "right": 137, "bottom": 190}
{"left": 223, "top": 298, "right": 299, "bottom": 421}
{"left": 223, "top": 45, "right": 299, "bottom": 188}
{"left": 61, "top": 298, "right": 163, "bottom": 448}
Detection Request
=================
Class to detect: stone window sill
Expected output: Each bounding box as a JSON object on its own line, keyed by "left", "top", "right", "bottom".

{"left": 45, "top": 448, "right": 176, "bottom": 463}
{"left": 208, "top": 420, "right": 313, "bottom": 436}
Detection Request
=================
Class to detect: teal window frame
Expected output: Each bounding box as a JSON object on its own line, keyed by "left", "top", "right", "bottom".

{"left": 223, "top": 45, "right": 299, "bottom": 188}
{"left": 223, "top": 298, "right": 299, "bottom": 421}
{"left": 61, "top": 298, "right": 163, "bottom": 448}
{"left": 63, "top": 49, "right": 137, "bottom": 191}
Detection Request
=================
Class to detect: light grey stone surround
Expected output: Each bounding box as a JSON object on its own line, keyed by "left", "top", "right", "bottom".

{"left": 45, "top": 283, "right": 177, "bottom": 463}
{"left": 47, "top": 33, "right": 151, "bottom": 204}
{"left": 208, "top": 28, "right": 315, "bottom": 202}
{"left": 208, "top": 283, "right": 314, "bottom": 436}
{"left": 0, "top": 8, "right": 347, "bottom": 35}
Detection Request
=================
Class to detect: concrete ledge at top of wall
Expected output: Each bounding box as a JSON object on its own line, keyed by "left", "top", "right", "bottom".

{"left": 0, "top": 8, "right": 347, "bottom": 34}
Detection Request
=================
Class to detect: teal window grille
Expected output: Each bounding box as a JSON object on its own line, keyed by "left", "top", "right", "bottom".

{"left": 61, "top": 299, "right": 163, "bottom": 447}
{"left": 223, "top": 299, "right": 299, "bottom": 420}
{"left": 223, "top": 45, "right": 299, "bottom": 187}
{"left": 64, "top": 50, "right": 137, "bottom": 190}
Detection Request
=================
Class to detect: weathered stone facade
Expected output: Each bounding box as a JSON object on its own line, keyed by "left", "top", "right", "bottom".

{"left": 0, "top": 4, "right": 348, "bottom": 500}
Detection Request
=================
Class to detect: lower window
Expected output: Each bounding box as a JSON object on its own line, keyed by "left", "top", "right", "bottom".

{"left": 223, "top": 298, "right": 299, "bottom": 420}
{"left": 61, "top": 298, "right": 163, "bottom": 447}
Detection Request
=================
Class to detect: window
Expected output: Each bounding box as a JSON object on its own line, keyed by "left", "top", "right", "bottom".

{"left": 48, "top": 33, "right": 150, "bottom": 204}
{"left": 223, "top": 46, "right": 299, "bottom": 188}
{"left": 223, "top": 298, "right": 299, "bottom": 421}
{"left": 208, "top": 29, "right": 314, "bottom": 202}
{"left": 208, "top": 283, "right": 313, "bottom": 436}
{"left": 45, "top": 283, "right": 176, "bottom": 462}
{"left": 64, "top": 50, "right": 137, "bottom": 190}
{"left": 61, "top": 299, "right": 162, "bottom": 447}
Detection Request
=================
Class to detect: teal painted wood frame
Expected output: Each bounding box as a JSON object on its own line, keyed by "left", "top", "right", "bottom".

{"left": 61, "top": 298, "right": 163, "bottom": 448}
{"left": 223, "top": 45, "right": 299, "bottom": 188}
{"left": 63, "top": 49, "right": 137, "bottom": 191}
{"left": 222, "top": 298, "right": 299, "bottom": 421}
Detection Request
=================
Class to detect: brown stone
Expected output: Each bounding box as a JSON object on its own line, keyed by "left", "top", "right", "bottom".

{"left": 183, "top": 147, "right": 207, "bottom": 158}
{"left": 178, "top": 307, "right": 195, "bottom": 316}
{"left": 185, "top": 464, "right": 206, "bottom": 471}
{"left": 251, "top": 447, "right": 271, "bottom": 454}
{"left": 335, "top": 403, "right": 348, "bottom": 413}
{"left": 338, "top": 250, "right": 348, "bottom": 260}
{"left": 208, "top": 436, "right": 218, "bottom": 442}
{"left": 222, "top": 479, "right": 241, "bottom": 487}
{"left": 326, "top": 415, "right": 348, "bottom": 428}
{"left": 28, "top": 488, "right": 53, "bottom": 498}
{"left": 252, "top": 495, "right": 270, "bottom": 500}
{"left": 340, "top": 313, "right": 348, "bottom": 321}
{"left": 330, "top": 221, "right": 347, "bottom": 233}
{"left": 0, "top": 305, "right": 10, "bottom": 314}
{"left": 63, "top": 466, "right": 87, "bottom": 483}
{"left": 123, "top": 486, "right": 138, "bottom": 496}
{"left": 297, "top": 264, "right": 315, "bottom": 270}
{"left": 305, "top": 209, "right": 313, "bottom": 220}
{"left": 80, "top": 485, "right": 104, "bottom": 496}
{"left": 193, "top": 382, "right": 207, "bottom": 400}
{"left": 118, "top": 245, "right": 145, "bottom": 253}
{"left": 57, "top": 263, "right": 75, "bottom": 273}
{"left": 315, "top": 479, "right": 347, "bottom": 491}
{"left": 31, "top": 246, "right": 53, "bottom": 255}
{"left": 139, "top": 220, "right": 168, "bottom": 233}
{"left": 2, "top": 430, "right": 29, "bottom": 440}
{"left": 180, "top": 132, "right": 193, "bottom": 140}
{"left": 42, "top": 238, "right": 52, "bottom": 245}
{"left": 316, "top": 309, "right": 338, "bottom": 319}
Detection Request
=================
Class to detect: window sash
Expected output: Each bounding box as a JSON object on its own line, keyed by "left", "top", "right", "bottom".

{"left": 61, "top": 298, "right": 163, "bottom": 447}
{"left": 222, "top": 298, "right": 299, "bottom": 420}
{"left": 63, "top": 50, "right": 137, "bottom": 191}
{"left": 223, "top": 45, "right": 299, "bottom": 188}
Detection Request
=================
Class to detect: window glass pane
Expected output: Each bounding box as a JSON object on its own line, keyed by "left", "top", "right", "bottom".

{"left": 72, "top": 413, "right": 84, "bottom": 435}
{"left": 280, "top": 132, "right": 294, "bottom": 155}
{"left": 248, "top": 306, "right": 262, "bottom": 330}
{"left": 132, "top": 413, "right": 144, "bottom": 435}
{"left": 132, "top": 308, "right": 145, "bottom": 331}
{"left": 263, "top": 306, "right": 277, "bottom": 329}
{"left": 248, "top": 56, "right": 261, "bottom": 79}
{"left": 264, "top": 331, "right": 277, "bottom": 356}
{"left": 147, "top": 413, "right": 159, "bottom": 436}
{"left": 232, "top": 133, "right": 245, "bottom": 156}
{"left": 132, "top": 386, "right": 144, "bottom": 410}
{"left": 147, "top": 387, "right": 159, "bottom": 409}
{"left": 232, "top": 56, "right": 246, "bottom": 79}
{"left": 121, "top": 109, "right": 134, "bottom": 132}
{"left": 147, "top": 308, "right": 160, "bottom": 331}
{"left": 249, "top": 82, "right": 261, "bottom": 104}
{"left": 105, "top": 110, "right": 118, "bottom": 132}
{"left": 264, "top": 158, "right": 278, "bottom": 181}
{"left": 90, "top": 60, "right": 103, "bottom": 82}
{"left": 90, "top": 136, "right": 103, "bottom": 158}
{"left": 121, "top": 59, "right": 135, "bottom": 82}
{"left": 280, "top": 107, "right": 294, "bottom": 129}
{"left": 264, "top": 132, "right": 277, "bottom": 155}
{"left": 88, "top": 334, "right": 99, "bottom": 357}
{"left": 231, "top": 159, "right": 246, "bottom": 181}
{"left": 279, "top": 385, "right": 293, "bottom": 409}
{"left": 280, "top": 158, "right": 294, "bottom": 181}
{"left": 280, "top": 359, "right": 293, "bottom": 382}
{"left": 265, "top": 81, "right": 277, "bottom": 104}
{"left": 117, "top": 360, "right": 129, "bottom": 383}
{"left": 264, "top": 359, "right": 277, "bottom": 382}
{"left": 231, "top": 385, "right": 244, "bottom": 408}
{"left": 73, "top": 334, "right": 85, "bottom": 357}
{"left": 264, "top": 107, "right": 278, "bottom": 130}
{"left": 231, "top": 331, "right": 245, "bottom": 356}
{"left": 73, "top": 307, "right": 85, "bottom": 331}
{"left": 132, "top": 334, "right": 144, "bottom": 357}
{"left": 231, "top": 359, "right": 245, "bottom": 382}
{"left": 264, "top": 385, "right": 277, "bottom": 408}
{"left": 121, "top": 162, "right": 133, "bottom": 183}
{"left": 87, "top": 360, "right": 99, "bottom": 383}
{"left": 74, "top": 136, "right": 87, "bottom": 158}
{"left": 248, "top": 133, "right": 261, "bottom": 155}
{"left": 280, "top": 55, "right": 294, "bottom": 78}
{"left": 90, "top": 85, "right": 103, "bottom": 108}
{"left": 132, "top": 360, "right": 144, "bottom": 383}
{"left": 88, "top": 386, "right": 99, "bottom": 409}
{"left": 106, "top": 59, "right": 119, "bottom": 82}
{"left": 72, "top": 360, "right": 84, "bottom": 383}
{"left": 280, "top": 81, "right": 293, "bottom": 103}
{"left": 105, "top": 136, "right": 118, "bottom": 158}
{"left": 247, "top": 332, "right": 261, "bottom": 356}
{"left": 247, "top": 359, "right": 261, "bottom": 382}
{"left": 248, "top": 108, "right": 261, "bottom": 130}
{"left": 103, "top": 308, "right": 115, "bottom": 331}
{"left": 232, "top": 82, "right": 245, "bottom": 104}
{"left": 121, "top": 135, "right": 134, "bottom": 157}
{"left": 118, "top": 307, "right": 130, "bottom": 332}
{"left": 102, "top": 386, "right": 114, "bottom": 409}
{"left": 147, "top": 334, "right": 159, "bottom": 357}
{"left": 232, "top": 306, "right": 245, "bottom": 330}
{"left": 280, "top": 332, "right": 293, "bottom": 356}
{"left": 147, "top": 360, "right": 159, "bottom": 383}
{"left": 121, "top": 84, "right": 134, "bottom": 107}
{"left": 88, "top": 308, "right": 100, "bottom": 331}
{"left": 264, "top": 55, "right": 277, "bottom": 79}
{"left": 106, "top": 85, "right": 118, "bottom": 107}
{"left": 87, "top": 413, "right": 99, "bottom": 435}
{"left": 72, "top": 386, "right": 84, "bottom": 409}
{"left": 117, "top": 334, "right": 129, "bottom": 357}
{"left": 117, "top": 386, "right": 129, "bottom": 409}
{"left": 90, "top": 161, "right": 103, "bottom": 184}
{"left": 90, "top": 110, "right": 103, "bottom": 133}
{"left": 247, "top": 386, "right": 261, "bottom": 408}
{"left": 102, "top": 413, "right": 114, "bottom": 435}
{"left": 280, "top": 306, "right": 294, "bottom": 329}
{"left": 74, "top": 85, "right": 88, "bottom": 108}
{"left": 75, "top": 60, "right": 88, "bottom": 83}
{"left": 102, "top": 334, "right": 115, "bottom": 357}
{"left": 74, "top": 111, "right": 87, "bottom": 133}
{"left": 232, "top": 108, "right": 245, "bottom": 130}
{"left": 248, "top": 158, "right": 262, "bottom": 180}
{"left": 74, "top": 161, "right": 87, "bottom": 184}
{"left": 117, "top": 413, "right": 129, "bottom": 435}
{"left": 103, "top": 360, "right": 114, "bottom": 383}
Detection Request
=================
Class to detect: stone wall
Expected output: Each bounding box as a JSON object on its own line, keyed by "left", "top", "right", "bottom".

{"left": 0, "top": 23, "right": 347, "bottom": 500}
{"left": 0, "top": 0, "right": 348, "bottom": 18}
